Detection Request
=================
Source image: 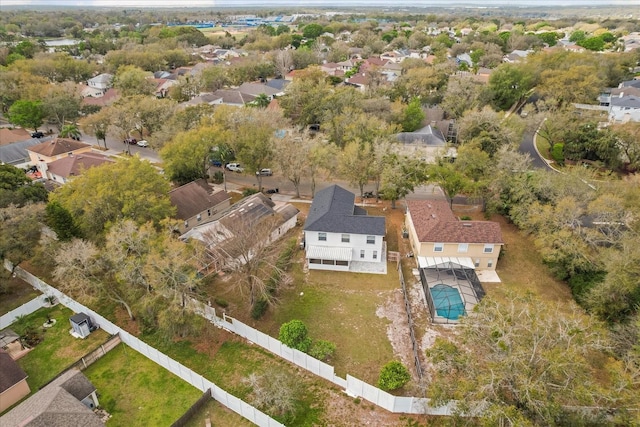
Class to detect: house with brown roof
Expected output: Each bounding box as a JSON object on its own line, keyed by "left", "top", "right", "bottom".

{"left": 36, "top": 152, "right": 114, "bottom": 184}
{"left": 405, "top": 199, "right": 503, "bottom": 271}
{"left": 0, "top": 349, "right": 30, "bottom": 413}
{"left": 27, "top": 138, "right": 93, "bottom": 164}
{"left": 169, "top": 179, "right": 231, "bottom": 234}
{"left": 1, "top": 368, "right": 102, "bottom": 427}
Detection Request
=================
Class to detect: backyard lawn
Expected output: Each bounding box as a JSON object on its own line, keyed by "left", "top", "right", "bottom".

{"left": 0, "top": 276, "right": 40, "bottom": 315}
{"left": 83, "top": 344, "right": 202, "bottom": 427}
{"left": 12, "top": 305, "right": 110, "bottom": 391}
{"left": 183, "top": 398, "right": 254, "bottom": 427}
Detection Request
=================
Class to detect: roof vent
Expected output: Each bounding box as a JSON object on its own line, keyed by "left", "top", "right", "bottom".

{"left": 431, "top": 213, "right": 436, "bottom": 218}
{"left": 463, "top": 223, "right": 472, "bottom": 227}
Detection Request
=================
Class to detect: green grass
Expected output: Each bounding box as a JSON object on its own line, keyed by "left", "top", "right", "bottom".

{"left": 13, "top": 305, "right": 110, "bottom": 391}
{"left": 141, "top": 333, "right": 324, "bottom": 426}
{"left": 0, "top": 275, "right": 40, "bottom": 315}
{"left": 264, "top": 262, "right": 398, "bottom": 383}
{"left": 83, "top": 344, "right": 202, "bottom": 427}
{"left": 182, "top": 398, "right": 254, "bottom": 427}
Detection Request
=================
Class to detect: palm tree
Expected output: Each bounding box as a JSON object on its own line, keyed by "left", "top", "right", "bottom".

{"left": 251, "top": 93, "right": 270, "bottom": 109}
{"left": 59, "top": 124, "right": 82, "bottom": 140}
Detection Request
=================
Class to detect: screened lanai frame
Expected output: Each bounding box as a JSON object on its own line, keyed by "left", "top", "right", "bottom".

{"left": 419, "top": 259, "right": 486, "bottom": 325}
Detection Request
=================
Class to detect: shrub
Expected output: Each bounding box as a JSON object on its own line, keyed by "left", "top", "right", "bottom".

{"left": 378, "top": 360, "right": 411, "bottom": 391}
{"left": 459, "top": 215, "right": 472, "bottom": 221}
{"left": 551, "top": 143, "right": 565, "bottom": 165}
{"left": 278, "top": 319, "right": 311, "bottom": 352}
{"left": 242, "top": 188, "right": 258, "bottom": 197}
{"left": 214, "top": 298, "right": 228, "bottom": 308}
{"left": 251, "top": 298, "right": 268, "bottom": 320}
{"left": 309, "top": 339, "right": 336, "bottom": 361}
{"left": 211, "top": 171, "right": 223, "bottom": 184}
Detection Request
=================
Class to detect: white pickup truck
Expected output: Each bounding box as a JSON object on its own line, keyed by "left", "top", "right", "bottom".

{"left": 225, "top": 163, "right": 244, "bottom": 173}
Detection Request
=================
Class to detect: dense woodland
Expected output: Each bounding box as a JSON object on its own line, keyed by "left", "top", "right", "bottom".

{"left": 1, "top": 7, "right": 640, "bottom": 425}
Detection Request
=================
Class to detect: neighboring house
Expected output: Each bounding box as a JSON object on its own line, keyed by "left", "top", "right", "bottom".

{"left": 169, "top": 179, "right": 231, "bottom": 234}
{"left": 181, "top": 192, "right": 299, "bottom": 270}
{"left": 609, "top": 94, "right": 640, "bottom": 123}
{"left": 237, "top": 81, "right": 282, "bottom": 98}
{"left": 303, "top": 185, "right": 386, "bottom": 274}
{"left": 36, "top": 152, "right": 113, "bottom": 184}
{"left": 27, "top": 138, "right": 93, "bottom": 164}
{"left": 455, "top": 53, "right": 473, "bottom": 67}
{"left": 336, "top": 58, "right": 359, "bottom": 72}
{"left": 183, "top": 89, "right": 256, "bottom": 107}
{"left": 405, "top": 199, "right": 504, "bottom": 271}
{"left": 1, "top": 368, "right": 102, "bottom": 427}
{"left": 0, "top": 349, "right": 30, "bottom": 413}
{"left": 86, "top": 73, "right": 113, "bottom": 94}
{"left": 81, "top": 88, "right": 119, "bottom": 108}
{"left": 0, "top": 132, "right": 52, "bottom": 167}
{"left": 345, "top": 72, "right": 369, "bottom": 92}
{"left": 395, "top": 124, "right": 455, "bottom": 163}
{"left": 503, "top": 49, "right": 532, "bottom": 63}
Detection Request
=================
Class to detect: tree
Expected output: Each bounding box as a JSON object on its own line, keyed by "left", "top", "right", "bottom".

{"left": 203, "top": 213, "right": 284, "bottom": 309}
{"left": 340, "top": 140, "right": 373, "bottom": 197}
{"left": 273, "top": 49, "right": 294, "bottom": 79}
{"left": 7, "top": 99, "right": 45, "bottom": 130}
{"left": 400, "top": 97, "right": 425, "bottom": 132}
{"left": 251, "top": 93, "right": 270, "bottom": 109}
{"left": 0, "top": 164, "right": 47, "bottom": 208}
{"left": 112, "top": 65, "right": 155, "bottom": 97}
{"left": 302, "top": 23, "right": 324, "bottom": 39}
{"left": 487, "top": 63, "right": 533, "bottom": 111}
{"left": 59, "top": 123, "right": 81, "bottom": 140}
{"left": 53, "top": 238, "right": 136, "bottom": 320}
{"left": 378, "top": 360, "right": 411, "bottom": 391}
{"left": 426, "top": 291, "right": 629, "bottom": 425}
{"left": 41, "top": 82, "right": 82, "bottom": 131}
{"left": 243, "top": 369, "right": 301, "bottom": 418}
{"left": 45, "top": 200, "right": 81, "bottom": 241}
{"left": 50, "top": 157, "right": 174, "bottom": 238}
{"left": 379, "top": 155, "right": 429, "bottom": 209}
{"left": 428, "top": 163, "right": 470, "bottom": 208}
{"left": 79, "top": 108, "right": 110, "bottom": 149}
{"left": 279, "top": 319, "right": 312, "bottom": 352}
{"left": 309, "top": 340, "right": 336, "bottom": 362}
{"left": 273, "top": 130, "right": 312, "bottom": 198}
{"left": 0, "top": 204, "right": 44, "bottom": 267}
{"left": 161, "top": 126, "right": 218, "bottom": 185}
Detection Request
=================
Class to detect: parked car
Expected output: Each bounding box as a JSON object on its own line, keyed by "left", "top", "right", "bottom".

{"left": 362, "top": 191, "right": 376, "bottom": 199}
{"left": 137, "top": 140, "right": 148, "bottom": 147}
{"left": 256, "top": 168, "right": 273, "bottom": 176}
{"left": 210, "top": 159, "right": 223, "bottom": 167}
{"left": 265, "top": 188, "right": 279, "bottom": 194}
{"left": 226, "top": 163, "right": 244, "bottom": 173}
{"left": 31, "top": 131, "right": 44, "bottom": 138}
{"left": 124, "top": 137, "right": 137, "bottom": 144}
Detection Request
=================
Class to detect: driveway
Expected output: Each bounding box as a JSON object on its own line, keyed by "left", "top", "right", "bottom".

{"left": 519, "top": 128, "right": 555, "bottom": 171}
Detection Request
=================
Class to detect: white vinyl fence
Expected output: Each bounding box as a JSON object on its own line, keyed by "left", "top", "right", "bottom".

{"left": 5, "top": 259, "right": 457, "bottom": 417}
{"left": 194, "top": 300, "right": 456, "bottom": 415}
{"left": 0, "top": 294, "right": 46, "bottom": 329}
{"left": 4, "top": 260, "right": 283, "bottom": 427}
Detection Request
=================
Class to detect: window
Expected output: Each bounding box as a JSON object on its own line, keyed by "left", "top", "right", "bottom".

{"left": 458, "top": 243, "right": 468, "bottom": 253}
{"left": 309, "top": 259, "right": 321, "bottom": 264}
{"left": 360, "top": 250, "right": 365, "bottom": 259}
{"left": 322, "top": 259, "right": 335, "bottom": 265}
{"left": 197, "top": 214, "right": 202, "bottom": 222}
{"left": 336, "top": 260, "right": 349, "bottom": 266}
{"left": 434, "top": 243, "right": 444, "bottom": 252}
{"left": 488, "top": 259, "right": 493, "bottom": 268}
{"left": 184, "top": 220, "right": 189, "bottom": 228}
{"left": 366, "top": 235, "right": 375, "bottom": 244}
{"left": 207, "top": 209, "right": 211, "bottom": 217}
{"left": 318, "top": 232, "right": 327, "bottom": 241}
{"left": 341, "top": 234, "right": 350, "bottom": 243}
{"left": 474, "top": 259, "right": 480, "bottom": 267}
{"left": 373, "top": 250, "right": 378, "bottom": 260}
{"left": 483, "top": 244, "right": 494, "bottom": 253}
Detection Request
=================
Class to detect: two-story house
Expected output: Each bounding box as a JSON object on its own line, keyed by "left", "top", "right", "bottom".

{"left": 169, "top": 179, "right": 231, "bottom": 234}
{"left": 303, "top": 185, "right": 386, "bottom": 274}
{"left": 27, "top": 138, "right": 93, "bottom": 164}
{"left": 405, "top": 199, "right": 503, "bottom": 271}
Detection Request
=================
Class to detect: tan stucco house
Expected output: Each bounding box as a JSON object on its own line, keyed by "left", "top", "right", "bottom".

{"left": 27, "top": 138, "right": 93, "bottom": 164}
{"left": 405, "top": 199, "right": 503, "bottom": 271}
{"left": 0, "top": 349, "right": 30, "bottom": 413}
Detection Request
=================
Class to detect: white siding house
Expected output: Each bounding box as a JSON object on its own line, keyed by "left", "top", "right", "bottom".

{"left": 303, "top": 185, "right": 386, "bottom": 273}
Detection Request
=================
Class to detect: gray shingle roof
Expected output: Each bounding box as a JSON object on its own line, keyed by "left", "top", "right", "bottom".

{"left": 304, "top": 185, "right": 385, "bottom": 235}
{"left": 169, "top": 179, "right": 230, "bottom": 220}
{"left": 610, "top": 95, "right": 640, "bottom": 108}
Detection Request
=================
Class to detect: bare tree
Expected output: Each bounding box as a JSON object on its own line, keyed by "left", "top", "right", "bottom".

{"left": 203, "top": 212, "right": 284, "bottom": 308}
{"left": 54, "top": 238, "right": 137, "bottom": 320}
{"left": 273, "top": 49, "right": 294, "bottom": 79}
{"left": 243, "top": 369, "right": 301, "bottom": 416}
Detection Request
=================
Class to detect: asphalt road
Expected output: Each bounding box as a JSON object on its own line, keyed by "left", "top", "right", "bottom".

{"left": 81, "top": 133, "right": 161, "bottom": 163}
{"left": 218, "top": 166, "right": 446, "bottom": 201}
{"left": 519, "top": 121, "right": 555, "bottom": 171}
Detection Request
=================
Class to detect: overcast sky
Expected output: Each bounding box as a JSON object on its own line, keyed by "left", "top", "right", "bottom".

{"left": 2, "top": 0, "right": 637, "bottom": 7}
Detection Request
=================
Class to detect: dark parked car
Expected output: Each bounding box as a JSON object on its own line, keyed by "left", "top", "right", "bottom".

{"left": 31, "top": 131, "right": 44, "bottom": 138}
{"left": 210, "top": 160, "right": 223, "bottom": 167}
{"left": 124, "top": 137, "right": 137, "bottom": 144}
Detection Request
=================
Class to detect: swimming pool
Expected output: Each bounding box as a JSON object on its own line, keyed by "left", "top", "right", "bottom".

{"left": 430, "top": 284, "right": 466, "bottom": 320}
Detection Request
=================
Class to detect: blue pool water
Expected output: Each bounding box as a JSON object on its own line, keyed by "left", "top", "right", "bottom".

{"left": 431, "top": 284, "right": 465, "bottom": 320}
